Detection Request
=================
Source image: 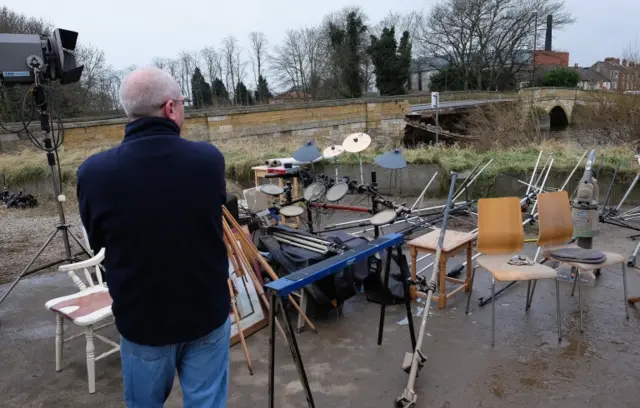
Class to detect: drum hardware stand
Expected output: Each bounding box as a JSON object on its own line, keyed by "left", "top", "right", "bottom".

{"left": 395, "top": 172, "right": 458, "bottom": 408}
{"left": 628, "top": 241, "right": 640, "bottom": 267}
{"left": 0, "top": 88, "right": 93, "bottom": 312}
{"left": 269, "top": 228, "right": 345, "bottom": 255}
{"left": 371, "top": 172, "right": 381, "bottom": 239}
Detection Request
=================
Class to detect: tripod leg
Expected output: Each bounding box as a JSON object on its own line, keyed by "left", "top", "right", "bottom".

{"left": 377, "top": 247, "right": 393, "bottom": 346}
{"left": 397, "top": 246, "right": 416, "bottom": 350}
{"left": 279, "top": 296, "right": 316, "bottom": 408}
{"left": 0, "top": 229, "right": 58, "bottom": 306}
{"left": 68, "top": 231, "right": 93, "bottom": 257}
{"left": 268, "top": 294, "right": 277, "bottom": 408}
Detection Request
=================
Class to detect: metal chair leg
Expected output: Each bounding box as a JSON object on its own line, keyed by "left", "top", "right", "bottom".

{"left": 525, "top": 281, "right": 532, "bottom": 310}
{"left": 578, "top": 271, "right": 584, "bottom": 333}
{"left": 622, "top": 263, "right": 630, "bottom": 320}
{"left": 555, "top": 278, "right": 562, "bottom": 343}
{"left": 526, "top": 280, "right": 538, "bottom": 310}
{"left": 465, "top": 266, "right": 478, "bottom": 315}
{"left": 491, "top": 278, "right": 496, "bottom": 347}
{"left": 571, "top": 267, "right": 578, "bottom": 297}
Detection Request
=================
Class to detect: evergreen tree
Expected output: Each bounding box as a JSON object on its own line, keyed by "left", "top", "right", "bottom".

{"left": 254, "top": 75, "right": 273, "bottom": 103}
{"left": 328, "top": 11, "right": 367, "bottom": 98}
{"left": 190, "top": 67, "right": 212, "bottom": 109}
{"left": 234, "top": 81, "right": 253, "bottom": 105}
{"left": 542, "top": 68, "right": 580, "bottom": 87}
{"left": 211, "top": 77, "right": 229, "bottom": 105}
{"left": 367, "top": 27, "right": 412, "bottom": 95}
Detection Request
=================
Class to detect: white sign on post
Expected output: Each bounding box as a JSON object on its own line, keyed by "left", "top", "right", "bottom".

{"left": 431, "top": 92, "right": 440, "bottom": 108}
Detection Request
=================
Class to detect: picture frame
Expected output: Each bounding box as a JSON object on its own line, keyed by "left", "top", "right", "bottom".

{"left": 228, "top": 231, "right": 268, "bottom": 347}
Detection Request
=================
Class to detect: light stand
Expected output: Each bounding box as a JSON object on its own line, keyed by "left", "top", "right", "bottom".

{"left": 0, "top": 85, "right": 93, "bottom": 311}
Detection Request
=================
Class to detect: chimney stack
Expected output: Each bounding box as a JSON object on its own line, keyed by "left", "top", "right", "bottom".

{"left": 545, "top": 15, "right": 553, "bottom": 51}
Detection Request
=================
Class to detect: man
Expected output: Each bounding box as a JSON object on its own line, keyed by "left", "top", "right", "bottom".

{"left": 76, "top": 66, "right": 230, "bottom": 408}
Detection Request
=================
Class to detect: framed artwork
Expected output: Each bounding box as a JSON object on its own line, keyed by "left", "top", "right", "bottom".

{"left": 228, "top": 246, "right": 268, "bottom": 347}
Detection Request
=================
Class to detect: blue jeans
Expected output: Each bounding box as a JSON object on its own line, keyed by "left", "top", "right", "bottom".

{"left": 120, "top": 318, "right": 231, "bottom": 408}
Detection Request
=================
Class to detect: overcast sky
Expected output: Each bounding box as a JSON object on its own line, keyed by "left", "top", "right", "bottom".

{"left": 3, "top": 0, "right": 640, "bottom": 74}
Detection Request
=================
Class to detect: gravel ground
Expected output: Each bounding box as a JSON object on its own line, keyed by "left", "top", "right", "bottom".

{"left": 0, "top": 204, "right": 85, "bottom": 285}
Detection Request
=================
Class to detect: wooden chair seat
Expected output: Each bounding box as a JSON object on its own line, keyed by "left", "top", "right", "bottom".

{"left": 477, "top": 254, "right": 558, "bottom": 282}
{"left": 46, "top": 286, "right": 112, "bottom": 326}
{"left": 541, "top": 244, "right": 625, "bottom": 271}
{"left": 408, "top": 228, "right": 476, "bottom": 309}
{"left": 407, "top": 228, "right": 475, "bottom": 252}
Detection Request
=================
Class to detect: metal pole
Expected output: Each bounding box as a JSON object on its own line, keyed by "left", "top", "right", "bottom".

{"left": 410, "top": 172, "right": 439, "bottom": 211}
{"left": 435, "top": 107, "right": 439, "bottom": 144}
{"left": 616, "top": 172, "right": 640, "bottom": 212}
{"left": 395, "top": 172, "right": 458, "bottom": 407}
{"left": 532, "top": 12, "right": 538, "bottom": 85}
{"left": 526, "top": 151, "right": 543, "bottom": 196}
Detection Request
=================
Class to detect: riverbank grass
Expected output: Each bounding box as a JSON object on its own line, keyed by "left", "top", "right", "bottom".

{"left": 0, "top": 139, "right": 636, "bottom": 188}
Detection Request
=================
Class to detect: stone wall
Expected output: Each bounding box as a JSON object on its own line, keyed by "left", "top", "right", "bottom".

{"left": 0, "top": 98, "right": 409, "bottom": 153}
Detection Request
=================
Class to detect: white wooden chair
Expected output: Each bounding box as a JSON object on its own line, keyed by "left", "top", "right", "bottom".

{"left": 44, "top": 247, "right": 120, "bottom": 394}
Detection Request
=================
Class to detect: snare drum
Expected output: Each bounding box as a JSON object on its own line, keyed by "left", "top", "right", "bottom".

{"left": 326, "top": 182, "right": 349, "bottom": 202}
{"left": 259, "top": 184, "right": 285, "bottom": 197}
{"left": 280, "top": 205, "right": 305, "bottom": 218}
{"left": 303, "top": 182, "right": 326, "bottom": 202}
{"left": 370, "top": 209, "right": 397, "bottom": 226}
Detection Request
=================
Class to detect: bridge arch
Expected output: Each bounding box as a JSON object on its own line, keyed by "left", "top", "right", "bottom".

{"left": 549, "top": 105, "right": 569, "bottom": 129}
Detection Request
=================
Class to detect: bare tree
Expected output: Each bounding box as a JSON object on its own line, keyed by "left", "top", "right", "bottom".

{"left": 270, "top": 27, "right": 328, "bottom": 100}
{"left": 166, "top": 58, "right": 180, "bottom": 81}
{"left": 623, "top": 36, "right": 640, "bottom": 91}
{"left": 221, "top": 36, "right": 238, "bottom": 102}
{"left": 372, "top": 10, "right": 424, "bottom": 41}
{"left": 222, "top": 36, "right": 247, "bottom": 104}
{"left": 249, "top": 32, "right": 268, "bottom": 87}
{"left": 152, "top": 57, "right": 168, "bottom": 70}
{"left": 416, "top": 0, "right": 574, "bottom": 90}
{"left": 76, "top": 44, "right": 108, "bottom": 104}
{"left": 0, "top": 6, "right": 51, "bottom": 34}
{"left": 178, "top": 51, "right": 195, "bottom": 103}
{"left": 201, "top": 46, "right": 223, "bottom": 84}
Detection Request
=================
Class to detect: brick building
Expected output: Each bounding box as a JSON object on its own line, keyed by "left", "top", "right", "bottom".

{"left": 592, "top": 58, "right": 640, "bottom": 91}
{"left": 534, "top": 50, "right": 569, "bottom": 67}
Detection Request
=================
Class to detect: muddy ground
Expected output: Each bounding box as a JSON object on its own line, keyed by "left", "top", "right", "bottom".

{"left": 0, "top": 198, "right": 639, "bottom": 407}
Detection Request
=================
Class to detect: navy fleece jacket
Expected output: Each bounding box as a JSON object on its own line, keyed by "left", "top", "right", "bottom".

{"left": 76, "top": 117, "right": 230, "bottom": 346}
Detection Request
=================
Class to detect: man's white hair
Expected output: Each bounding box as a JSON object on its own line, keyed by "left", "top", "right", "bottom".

{"left": 119, "top": 66, "right": 182, "bottom": 119}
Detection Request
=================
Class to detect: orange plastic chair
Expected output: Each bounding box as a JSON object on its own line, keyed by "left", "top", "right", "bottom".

{"left": 476, "top": 197, "right": 561, "bottom": 346}
{"left": 537, "top": 190, "right": 629, "bottom": 331}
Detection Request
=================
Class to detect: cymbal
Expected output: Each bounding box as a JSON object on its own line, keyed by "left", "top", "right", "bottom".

{"left": 342, "top": 132, "right": 371, "bottom": 153}
{"left": 259, "top": 184, "right": 284, "bottom": 196}
{"left": 323, "top": 144, "right": 344, "bottom": 159}
{"left": 375, "top": 148, "right": 407, "bottom": 169}
{"left": 292, "top": 140, "right": 322, "bottom": 163}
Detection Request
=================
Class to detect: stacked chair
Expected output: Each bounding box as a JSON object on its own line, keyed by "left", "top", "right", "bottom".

{"left": 474, "top": 196, "right": 561, "bottom": 346}
{"left": 536, "top": 190, "right": 629, "bottom": 332}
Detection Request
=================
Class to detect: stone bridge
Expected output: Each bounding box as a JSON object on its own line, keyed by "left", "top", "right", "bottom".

{"left": 519, "top": 87, "right": 618, "bottom": 127}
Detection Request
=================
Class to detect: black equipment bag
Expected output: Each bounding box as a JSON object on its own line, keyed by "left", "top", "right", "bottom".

{"left": 258, "top": 228, "right": 369, "bottom": 313}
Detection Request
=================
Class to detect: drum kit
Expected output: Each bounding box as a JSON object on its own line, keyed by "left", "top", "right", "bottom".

{"left": 252, "top": 132, "right": 419, "bottom": 232}
{"left": 257, "top": 183, "right": 303, "bottom": 222}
